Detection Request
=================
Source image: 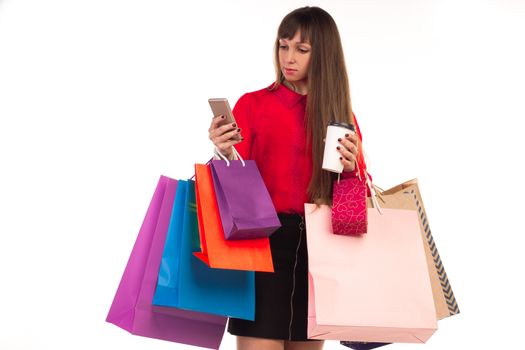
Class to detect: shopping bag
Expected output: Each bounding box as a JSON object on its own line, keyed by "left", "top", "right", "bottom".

{"left": 193, "top": 163, "right": 274, "bottom": 272}
{"left": 106, "top": 176, "right": 226, "bottom": 349}
{"left": 340, "top": 342, "right": 390, "bottom": 350}
{"left": 340, "top": 179, "right": 460, "bottom": 349}
{"left": 305, "top": 204, "right": 437, "bottom": 343}
{"left": 331, "top": 176, "right": 368, "bottom": 235}
{"left": 153, "top": 179, "right": 255, "bottom": 320}
{"left": 374, "top": 179, "right": 460, "bottom": 319}
{"left": 210, "top": 148, "right": 281, "bottom": 240}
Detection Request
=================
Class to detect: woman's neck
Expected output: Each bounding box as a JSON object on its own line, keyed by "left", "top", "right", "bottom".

{"left": 283, "top": 80, "right": 308, "bottom": 95}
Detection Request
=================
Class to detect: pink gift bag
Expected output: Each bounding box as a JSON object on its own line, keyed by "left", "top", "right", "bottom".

{"left": 305, "top": 204, "right": 437, "bottom": 343}
{"left": 331, "top": 176, "right": 368, "bottom": 235}
{"left": 106, "top": 176, "right": 226, "bottom": 349}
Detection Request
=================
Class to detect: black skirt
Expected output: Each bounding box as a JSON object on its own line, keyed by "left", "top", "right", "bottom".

{"left": 227, "top": 213, "right": 319, "bottom": 341}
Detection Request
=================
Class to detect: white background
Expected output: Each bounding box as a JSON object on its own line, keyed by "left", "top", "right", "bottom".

{"left": 1, "top": 0, "right": 524, "bottom": 349}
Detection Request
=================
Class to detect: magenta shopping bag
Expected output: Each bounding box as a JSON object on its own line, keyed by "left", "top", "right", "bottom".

{"left": 106, "top": 176, "right": 226, "bottom": 349}
{"left": 331, "top": 176, "right": 368, "bottom": 235}
{"left": 210, "top": 150, "right": 280, "bottom": 240}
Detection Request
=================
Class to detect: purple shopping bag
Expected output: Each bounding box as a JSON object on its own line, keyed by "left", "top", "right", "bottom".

{"left": 106, "top": 175, "right": 226, "bottom": 349}
{"left": 210, "top": 150, "right": 281, "bottom": 240}
{"left": 340, "top": 341, "right": 390, "bottom": 350}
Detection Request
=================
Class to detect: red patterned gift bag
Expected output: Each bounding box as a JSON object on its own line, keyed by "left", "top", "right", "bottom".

{"left": 331, "top": 175, "right": 368, "bottom": 235}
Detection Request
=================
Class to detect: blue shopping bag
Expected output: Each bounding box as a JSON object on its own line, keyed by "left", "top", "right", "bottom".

{"left": 153, "top": 179, "right": 255, "bottom": 320}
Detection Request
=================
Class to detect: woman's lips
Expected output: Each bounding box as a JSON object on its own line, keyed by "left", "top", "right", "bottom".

{"left": 284, "top": 68, "right": 297, "bottom": 75}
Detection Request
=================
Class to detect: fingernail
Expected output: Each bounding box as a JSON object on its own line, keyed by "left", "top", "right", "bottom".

{"left": 338, "top": 138, "right": 342, "bottom": 142}
{"left": 339, "top": 157, "right": 343, "bottom": 160}
{"left": 221, "top": 115, "right": 225, "bottom": 119}
{"left": 232, "top": 123, "right": 237, "bottom": 127}
{"left": 345, "top": 133, "right": 349, "bottom": 137}
{"left": 237, "top": 128, "right": 241, "bottom": 132}
{"left": 336, "top": 146, "right": 340, "bottom": 150}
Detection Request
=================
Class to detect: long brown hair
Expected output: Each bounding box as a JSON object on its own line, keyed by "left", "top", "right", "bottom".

{"left": 271, "top": 6, "right": 360, "bottom": 205}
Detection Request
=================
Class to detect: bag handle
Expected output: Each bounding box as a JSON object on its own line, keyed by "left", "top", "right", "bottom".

{"left": 360, "top": 149, "right": 382, "bottom": 214}
{"left": 190, "top": 157, "right": 213, "bottom": 180}
{"left": 336, "top": 147, "right": 383, "bottom": 214}
{"left": 191, "top": 146, "right": 245, "bottom": 180}
{"left": 214, "top": 146, "right": 246, "bottom": 167}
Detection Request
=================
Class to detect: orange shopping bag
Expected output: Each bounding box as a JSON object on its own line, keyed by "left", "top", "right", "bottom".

{"left": 193, "top": 164, "right": 274, "bottom": 272}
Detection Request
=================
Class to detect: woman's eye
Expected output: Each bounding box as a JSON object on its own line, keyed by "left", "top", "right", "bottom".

{"left": 279, "top": 45, "right": 288, "bottom": 49}
{"left": 299, "top": 48, "right": 310, "bottom": 53}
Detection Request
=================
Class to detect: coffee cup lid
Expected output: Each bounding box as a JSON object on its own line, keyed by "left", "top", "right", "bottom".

{"left": 328, "top": 121, "right": 355, "bottom": 131}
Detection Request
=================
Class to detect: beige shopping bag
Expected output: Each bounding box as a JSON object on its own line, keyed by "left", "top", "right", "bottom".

{"left": 372, "top": 179, "right": 460, "bottom": 320}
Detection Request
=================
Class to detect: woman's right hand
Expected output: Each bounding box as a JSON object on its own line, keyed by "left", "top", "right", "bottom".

{"left": 208, "top": 115, "right": 243, "bottom": 158}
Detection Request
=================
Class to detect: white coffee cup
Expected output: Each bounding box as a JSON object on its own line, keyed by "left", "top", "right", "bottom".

{"left": 322, "top": 121, "right": 356, "bottom": 173}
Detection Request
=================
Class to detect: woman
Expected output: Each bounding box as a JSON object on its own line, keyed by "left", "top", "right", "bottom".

{"left": 208, "top": 6, "right": 363, "bottom": 350}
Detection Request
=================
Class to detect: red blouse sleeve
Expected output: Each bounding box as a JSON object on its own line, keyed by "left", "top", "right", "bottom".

{"left": 231, "top": 93, "right": 254, "bottom": 160}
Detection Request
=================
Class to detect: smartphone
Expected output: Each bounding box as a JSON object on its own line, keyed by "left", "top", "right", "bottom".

{"left": 208, "top": 98, "right": 241, "bottom": 140}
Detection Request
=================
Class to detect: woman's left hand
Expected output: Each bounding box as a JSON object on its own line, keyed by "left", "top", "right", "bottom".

{"left": 337, "top": 132, "right": 359, "bottom": 172}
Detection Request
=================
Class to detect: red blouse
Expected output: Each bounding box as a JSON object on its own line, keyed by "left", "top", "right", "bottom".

{"left": 232, "top": 83, "right": 363, "bottom": 214}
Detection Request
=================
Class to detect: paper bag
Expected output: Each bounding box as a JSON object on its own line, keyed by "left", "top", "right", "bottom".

{"left": 193, "top": 164, "right": 274, "bottom": 272}
{"left": 375, "top": 179, "right": 460, "bottom": 319}
{"left": 153, "top": 179, "right": 255, "bottom": 320}
{"left": 306, "top": 204, "right": 438, "bottom": 343}
{"left": 106, "top": 176, "right": 226, "bottom": 349}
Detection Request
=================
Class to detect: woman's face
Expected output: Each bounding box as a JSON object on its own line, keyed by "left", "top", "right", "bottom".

{"left": 278, "top": 31, "right": 311, "bottom": 84}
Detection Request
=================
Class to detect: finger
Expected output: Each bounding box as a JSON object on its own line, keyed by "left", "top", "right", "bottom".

{"left": 224, "top": 138, "right": 244, "bottom": 148}
{"left": 210, "top": 122, "right": 237, "bottom": 139}
{"left": 338, "top": 137, "right": 358, "bottom": 156}
{"left": 216, "top": 127, "right": 242, "bottom": 143}
{"left": 339, "top": 156, "right": 356, "bottom": 172}
{"left": 345, "top": 132, "right": 358, "bottom": 144}
{"left": 209, "top": 116, "right": 234, "bottom": 135}
{"left": 344, "top": 134, "right": 359, "bottom": 152}
{"left": 209, "top": 114, "right": 226, "bottom": 131}
{"left": 337, "top": 146, "right": 356, "bottom": 163}
{"left": 216, "top": 138, "right": 243, "bottom": 153}
{"left": 343, "top": 133, "right": 358, "bottom": 148}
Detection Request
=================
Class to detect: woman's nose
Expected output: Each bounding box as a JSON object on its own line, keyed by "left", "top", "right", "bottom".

{"left": 285, "top": 49, "right": 296, "bottom": 63}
